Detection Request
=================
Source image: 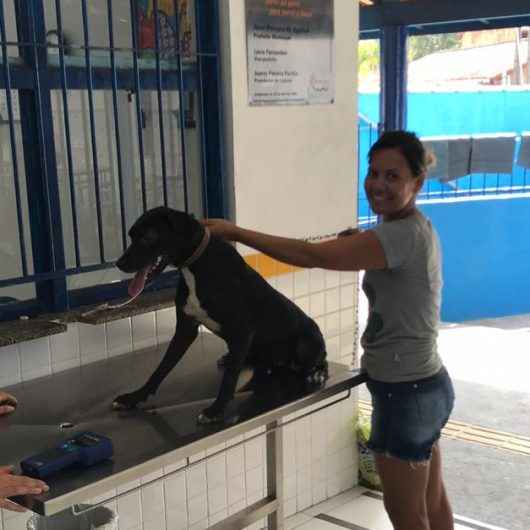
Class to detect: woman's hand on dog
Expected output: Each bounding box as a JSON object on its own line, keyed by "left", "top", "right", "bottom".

{"left": 201, "top": 218, "right": 239, "bottom": 241}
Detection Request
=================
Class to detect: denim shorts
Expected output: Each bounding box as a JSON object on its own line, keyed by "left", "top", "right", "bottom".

{"left": 366, "top": 366, "right": 455, "bottom": 462}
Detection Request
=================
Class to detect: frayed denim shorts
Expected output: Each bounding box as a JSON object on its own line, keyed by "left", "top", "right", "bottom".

{"left": 366, "top": 366, "right": 455, "bottom": 462}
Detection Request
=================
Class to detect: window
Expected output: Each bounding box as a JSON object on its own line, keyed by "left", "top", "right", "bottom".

{"left": 0, "top": 0, "right": 222, "bottom": 320}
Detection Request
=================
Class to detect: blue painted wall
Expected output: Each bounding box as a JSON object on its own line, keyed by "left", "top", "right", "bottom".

{"left": 419, "top": 195, "right": 530, "bottom": 322}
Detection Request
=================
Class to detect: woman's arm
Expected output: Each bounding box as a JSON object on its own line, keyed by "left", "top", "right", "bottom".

{"left": 201, "top": 219, "right": 387, "bottom": 271}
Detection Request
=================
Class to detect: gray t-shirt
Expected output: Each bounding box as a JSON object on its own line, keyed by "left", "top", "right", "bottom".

{"left": 361, "top": 210, "right": 443, "bottom": 382}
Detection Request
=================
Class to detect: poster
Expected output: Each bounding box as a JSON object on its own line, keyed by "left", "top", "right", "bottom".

{"left": 246, "top": 0, "right": 334, "bottom": 106}
{"left": 136, "top": 0, "right": 192, "bottom": 58}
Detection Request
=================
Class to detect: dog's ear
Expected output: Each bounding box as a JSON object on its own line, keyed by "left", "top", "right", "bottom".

{"left": 163, "top": 208, "right": 197, "bottom": 235}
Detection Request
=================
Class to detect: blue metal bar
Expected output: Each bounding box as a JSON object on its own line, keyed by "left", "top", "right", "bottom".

{"left": 80, "top": 0, "right": 105, "bottom": 262}
{"left": 153, "top": 0, "right": 168, "bottom": 205}
{"left": 16, "top": 0, "right": 68, "bottom": 312}
{"left": 172, "top": 0, "right": 190, "bottom": 212}
{"left": 0, "top": 63, "right": 197, "bottom": 91}
{"left": 0, "top": 1, "right": 28, "bottom": 276}
{"left": 380, "top": 25, "right": 407, "bottom": 131}
{"left": 195, "top": 0, "right": 226, "bottom": 218}
{"left": 128, "top": 0, "right": 147, "bottom": 212}
{"left": 107, "top": 0, "right": 127, "bottom": 250}
{"left": 54, "top": 0, "right": 81, "bottom": 268}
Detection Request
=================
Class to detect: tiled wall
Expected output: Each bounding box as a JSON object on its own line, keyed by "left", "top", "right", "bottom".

{"left": 0, "top": 269, "right": 359, "bottom": 530}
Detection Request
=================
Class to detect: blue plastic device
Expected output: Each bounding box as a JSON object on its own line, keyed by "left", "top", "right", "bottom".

{"left": 20, "top": 432, "right": 113, "bottom": 479}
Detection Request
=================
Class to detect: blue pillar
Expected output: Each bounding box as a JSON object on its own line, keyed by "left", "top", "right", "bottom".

{"left": 380, "top": 25, "right": 408, "bottom": 132}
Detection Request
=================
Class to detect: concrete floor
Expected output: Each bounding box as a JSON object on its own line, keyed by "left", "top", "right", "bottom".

{"left": 358, "top": 290, "right": 530, "bottom": 530}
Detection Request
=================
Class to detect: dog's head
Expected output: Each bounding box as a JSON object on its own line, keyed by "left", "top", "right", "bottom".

{"left": 116, "top": 207, "right": 202, "bottom": 297}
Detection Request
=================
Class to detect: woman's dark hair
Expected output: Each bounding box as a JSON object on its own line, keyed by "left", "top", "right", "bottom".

{"left": 368, "top": 130, "right": 435, "bottom": 178}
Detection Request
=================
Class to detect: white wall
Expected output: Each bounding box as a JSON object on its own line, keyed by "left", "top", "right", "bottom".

{"left": 219, "top": 0, "right": 358, "bottom": 240}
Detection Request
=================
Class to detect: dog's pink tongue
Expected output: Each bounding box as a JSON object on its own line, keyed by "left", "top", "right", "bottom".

{"left": 128, "top": 267, "right": 149, "bottom": 298}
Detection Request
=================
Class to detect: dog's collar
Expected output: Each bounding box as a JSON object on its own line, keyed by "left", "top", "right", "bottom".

{"left": 181, "top": 227, "right": 211, "bottom": 268}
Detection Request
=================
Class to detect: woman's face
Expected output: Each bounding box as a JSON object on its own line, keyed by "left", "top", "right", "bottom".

{"left": 365, "top": 147, "right": 423, "bottom": 221}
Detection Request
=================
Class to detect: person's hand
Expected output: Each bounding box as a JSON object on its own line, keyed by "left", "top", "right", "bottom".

{"left": 0, "top": 466, "right": 49, "bottom": 512}
{"left": 0, "top": 392, "right": 17, "bottom": 416}
{"left": 201, "top": 218, "right": 239, "bottom": 242}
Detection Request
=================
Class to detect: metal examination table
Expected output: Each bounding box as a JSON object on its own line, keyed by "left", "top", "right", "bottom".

{"left": 1, "top": 332, "right": 367, "bottom": 529}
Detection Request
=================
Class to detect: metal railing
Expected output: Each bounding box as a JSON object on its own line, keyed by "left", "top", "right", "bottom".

{"left": 0, "top": 0, "right": 223, "bottom": 321}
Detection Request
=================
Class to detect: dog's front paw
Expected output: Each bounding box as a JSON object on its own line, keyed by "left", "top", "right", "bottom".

{"left": 112, "top": 390, "right": 148, "bottom": 410}
{"left": 197, "top": 406, "right": 225, "bottom": 424}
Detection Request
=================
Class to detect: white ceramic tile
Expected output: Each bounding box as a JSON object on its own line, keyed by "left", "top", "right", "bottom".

{"left": 164, "top": 473, "right": 188, "bottom": 530}
{"left": 325, "top": 312, "right": 340, "bottom": 338}
{"left": 303, "top": 487, "right": 366, "bottom": 518}
{"left": 285, "top": 512, "right": 313, "bottom": 530}
{"left": 156, "top": 308, "right": 176, "bottom": 344}
{"left": 340, "top": 308, "right": 355, "bottom": 333}
{"left": 325, "top": 288, "right": 340, "bottom": 314}
{"left": 189, "top": 451, "right": 206, "bottom": 463}
{"left": 141, "top": 468, "right": 164, "bottom": 484}
{"left": 328, "top": 494, "right": 393, "bottom": 530}
{"left": 206, "top": 441, "right": 226, "bottom": 457}
{"left": 297, "top": 488, "right": 312, "bottom": 512}
{"left": 116, "top": 490, "right": 142, "bottom": 530}
{"left": 208, "top": 508, "right": 228, "bottom": 526}
{"left": 296, "top": 295, "right": 310, "bottom": 315}
{"left": 188, "top": 518, "right": 209, "bottom": 530}
{"left": 340, "top": 285, "right": 355, "bottom": 309}
{"left": 226, "top": 445, "right": 245, "bottom": 478}
{"left": 106, "top": 318, "right": 132, "bottom": 357}
{"left": 131, "top": 313, "right": 156, "bottom": 350}
{"left": 50, "top": 324, "right": 79, "bottom": 366}
{"left": 284, "top": 474, "right": 297, "bottom": 500}
{"left": 339, "top": 332, "right": 354, "bottom": 359}
{"left": 164, "top": 459, "right": 187, "bottom": 474}
{"left": 206, "top": 453, "right": 226, "bottom": 489}
{"left": 227, "top": 474, "right": 246, "bottom": 506}
{"left": 245, "top": 466, "right": 263, "bottom": 496}
{"left": 228, "top": 499, "right": 246, "bottom": 515}
{"left": 188, "top": 494, "right": 208, "bottom": 525}
{"left": 141, "top": 482, "right": 165, "bottom": 527}
{"left": 3, "top": 512, "right": 30, "bottom": 530}
{"left": 325, "top": 336, "right": 340, "bottom": 362}
{"left": 51, "top": 358, "right": 81, "bottom": 374}
{"left": 310, "top": 292, "right": 325, "bottom": 318}
{"left": 276, "top": 273, "right": 294, "bottom": 299}
{"left": 294, "top": 269, "right": 310, "bottom": 297}
{"left": 187, "top": 462, "right": 207, "bottom": 499}
{"left": 78, "top": 323, "right": 107, "bottom": 364}
{"left": 19, "top": 337, "right": 51, "bottom": 381}
{"left": 0, "top": 344, "right": 20, "bottom": 387}
{"left": 325, "top": 270, "right": 340, "bottom": 290}
{"left": 208, "top": 484, "right": 228, "bottom": 515}
{"left": 315, "top": 316, "right": 326, "bottom": 336}
{"left": 312, "top": 481, "right": 327, "bottom": 506}
{"left": 310, "top": 268, "right": 325, "bottom": 293}
{"left": 284, "top": 497, "right": 297, "bottom": 518}
{"left": 245, "top": 437, "right": 263, "bottom": 470}
{"left": 340, "top": 270, "right": 356, "bottom": 285}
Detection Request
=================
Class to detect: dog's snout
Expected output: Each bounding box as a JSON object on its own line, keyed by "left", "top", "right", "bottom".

{"left": 116, "top": 253, "right": 134, "bottom": 273}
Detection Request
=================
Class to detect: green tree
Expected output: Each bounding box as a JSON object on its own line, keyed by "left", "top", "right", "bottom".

{"left": 358, "top": 39, "right": 380, "bottom": 79}
{"left": 408, "top": 33, "right": 463, "bottom": 62}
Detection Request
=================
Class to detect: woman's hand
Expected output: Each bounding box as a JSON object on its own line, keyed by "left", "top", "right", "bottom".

{"left": 201, "top": 218, "right": 240, "bottom": 242}
{"left": 0, "top": 467, "right": 49, "bottom": 512}
{"left": 0, "top": 392, "right": 17, "bottom": 416}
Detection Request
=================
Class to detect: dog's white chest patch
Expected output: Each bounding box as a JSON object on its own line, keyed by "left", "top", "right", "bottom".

{"left": 181, "top": 268, "right": 221, "bottom": 333}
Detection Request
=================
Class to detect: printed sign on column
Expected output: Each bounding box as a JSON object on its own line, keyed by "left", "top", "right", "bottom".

{"left": 246, "top": 0, "right": 334, "bottom": 106}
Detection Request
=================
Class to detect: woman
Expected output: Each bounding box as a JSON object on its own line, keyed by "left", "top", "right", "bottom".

{"left": 0, "top": 391, "right": 49, "bottom": 512}
{"left": 202, "top": 130, "right": 455, "bottom": 530}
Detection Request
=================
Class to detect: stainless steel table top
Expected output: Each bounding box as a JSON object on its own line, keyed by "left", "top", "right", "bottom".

{"left": 1, "top": 332, "right": 366, "bottom": 515}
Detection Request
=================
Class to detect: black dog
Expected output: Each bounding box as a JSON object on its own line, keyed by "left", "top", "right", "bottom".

{"left": 113, "top": 207, "right": 328, "bottom": 423}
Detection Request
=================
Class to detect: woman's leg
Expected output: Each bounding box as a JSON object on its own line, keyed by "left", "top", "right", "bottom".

{"left": 375, "top": 453, "right": 431, "bottom": 530}
{"left": 426, "top": 442, "right": 454, "bottom": 530}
